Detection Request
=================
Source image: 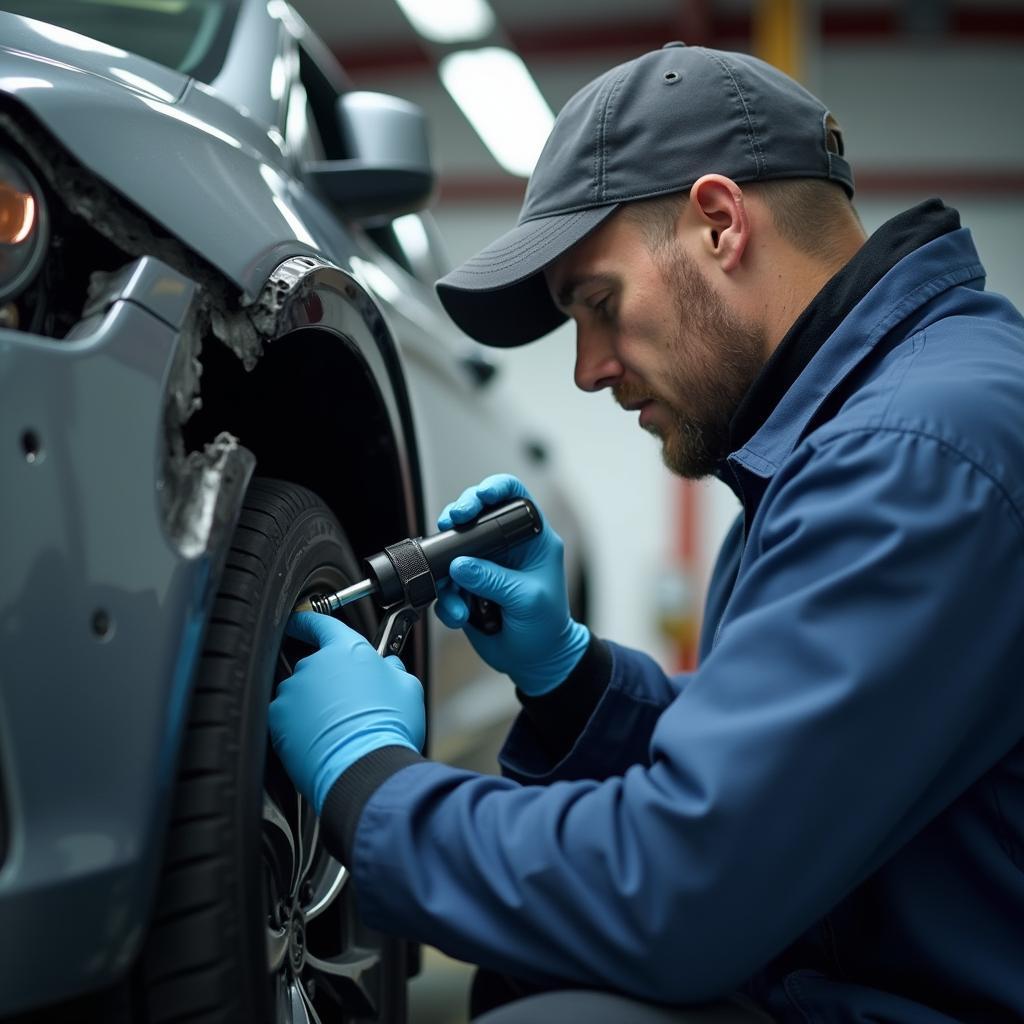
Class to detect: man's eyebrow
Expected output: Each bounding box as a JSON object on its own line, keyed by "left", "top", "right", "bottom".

{"left": 554, "top": 273, "right": 618, "bottom": 311}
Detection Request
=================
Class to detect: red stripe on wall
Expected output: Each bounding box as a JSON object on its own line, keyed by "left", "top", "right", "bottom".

{"left": 335, "top": 7, "right": 1024, "bottom": 76}
{"left": 436, "top": 171, "right": 1024, "bottom": 205}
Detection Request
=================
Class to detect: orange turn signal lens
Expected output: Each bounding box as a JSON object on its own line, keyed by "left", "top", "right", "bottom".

{"left": 0, "top": 182, "right": 36, "bottom": 245}
{"left": 0, "top": 152, "right": 48, "bottom": 305}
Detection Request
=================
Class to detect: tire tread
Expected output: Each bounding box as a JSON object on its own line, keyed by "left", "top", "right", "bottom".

{"left": 137, "top": 480, "right": 329, "bottom": 1022}
{"left": 133, "top": 478, "right": 399, "bottom": 1023}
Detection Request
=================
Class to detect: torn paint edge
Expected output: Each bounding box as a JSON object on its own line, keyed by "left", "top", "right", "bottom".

{"left": 162, "top": 431, "right": 255, "bottom": 559}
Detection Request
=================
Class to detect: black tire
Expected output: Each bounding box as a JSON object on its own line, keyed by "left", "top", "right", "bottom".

{"left": 135, "top": 477, "right": 408, "bottom": 1023}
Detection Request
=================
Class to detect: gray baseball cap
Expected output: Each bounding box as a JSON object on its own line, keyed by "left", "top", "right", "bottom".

{"left": 435, "top": 42, "right": 853, "bottom": 347}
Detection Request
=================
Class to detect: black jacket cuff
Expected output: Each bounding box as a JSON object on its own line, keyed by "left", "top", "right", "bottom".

{"left": 319, "top": 745, "right": 426, "bottom": 866}
{"left": 516, "top": 635, "right": 613, "bottom": 763}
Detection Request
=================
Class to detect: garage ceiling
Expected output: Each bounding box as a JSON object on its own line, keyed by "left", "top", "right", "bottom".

{"left": 287, "top": 0, "right": 1024, "bottom": 199}
{"left": 292, "top": 0, "right": 1024, "bottom": 56}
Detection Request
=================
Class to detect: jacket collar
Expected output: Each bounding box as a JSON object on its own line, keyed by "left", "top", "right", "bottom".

{"left": 728, "top": 199, "right": 960, "bottom": 451}
{"left": 719, "top": 203, "right": 985, "bottom": 509}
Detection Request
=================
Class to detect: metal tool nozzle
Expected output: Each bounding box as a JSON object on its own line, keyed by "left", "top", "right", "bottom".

{"left": 294, "top": 577, "right": 378, "bottom": 616}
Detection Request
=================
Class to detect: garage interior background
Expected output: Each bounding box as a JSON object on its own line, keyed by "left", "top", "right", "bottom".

{"left": 275, "top": 2, "right": 1024, "bottom": 1010}
{"left": 292, "top": 4, "right": 1020, "bottom": 1018}
{"left": 289, "top": 0, "right": 1024, "bottom": 683}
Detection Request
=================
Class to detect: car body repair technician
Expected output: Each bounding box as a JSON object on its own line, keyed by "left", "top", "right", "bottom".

{"left": 268, "top": 44, "right": 1024, "bottom": 1023}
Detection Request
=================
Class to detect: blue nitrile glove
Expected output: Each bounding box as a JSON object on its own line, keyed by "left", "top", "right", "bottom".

{"left": 434, "top": 473, "right": 590, "bottom": 696}
{"left": 268, "top": 612, "right": 425, "bottom": 814}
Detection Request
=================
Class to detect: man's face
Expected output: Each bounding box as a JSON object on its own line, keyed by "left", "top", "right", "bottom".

{"left": 546, "top": 209, "right": 767, "bottom": 479}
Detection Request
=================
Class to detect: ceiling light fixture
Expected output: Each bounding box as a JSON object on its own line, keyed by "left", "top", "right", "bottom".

{"left": 394, "top": 0, "right": 495, "bottom": 43}
{"left": 439, "top": 47, "right": 554, "bottom": 178}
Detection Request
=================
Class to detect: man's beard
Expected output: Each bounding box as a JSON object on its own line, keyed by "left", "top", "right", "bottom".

{"left": 618, "top": 248, "right": 767, "bottom": 479}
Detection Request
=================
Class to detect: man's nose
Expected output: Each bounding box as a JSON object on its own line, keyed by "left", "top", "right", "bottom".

{"left": 574, "top": 329, "right": 623, "bottom": 393}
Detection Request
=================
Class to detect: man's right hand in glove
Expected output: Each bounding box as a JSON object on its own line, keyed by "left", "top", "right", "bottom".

{"left": 434, "top": 473, "right": 590, "bottom": 696}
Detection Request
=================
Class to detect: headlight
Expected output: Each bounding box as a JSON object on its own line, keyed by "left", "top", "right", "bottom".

{"left": 0, "top": 152, "right": 48, "bottom": 303}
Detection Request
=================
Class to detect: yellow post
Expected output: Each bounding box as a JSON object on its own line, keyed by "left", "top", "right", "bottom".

{"left": 753, "top": 0, "right": 805, "bottom": 80}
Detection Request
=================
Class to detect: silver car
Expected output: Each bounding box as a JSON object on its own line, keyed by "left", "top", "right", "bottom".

{"left": 0, "top": 2, "right": 587, "bottom": 1020}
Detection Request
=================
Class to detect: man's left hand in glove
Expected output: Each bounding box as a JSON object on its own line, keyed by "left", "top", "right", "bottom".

{"left": 269, "top": 611, "right": 426, "bottom": 815}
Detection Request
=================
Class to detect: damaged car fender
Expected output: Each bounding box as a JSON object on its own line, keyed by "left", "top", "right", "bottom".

{"left": 0, "top": 257, "right": 254, "bottom": 1002}
{"left": 0, "top": 245, "right": 426, "bottom": 1010}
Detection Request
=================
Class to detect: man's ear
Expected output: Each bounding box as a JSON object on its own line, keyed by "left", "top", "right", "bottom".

{"left": 687, "top": 175, "right": 749, "bottom": 273}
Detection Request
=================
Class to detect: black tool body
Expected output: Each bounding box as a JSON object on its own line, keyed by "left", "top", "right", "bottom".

{"left": 299, "top": 498, "right": 543, "bottom": 656}
{"left": 366, "top": 498, "right": 540, "bottom": 608}
{"left": 367, "top": 497, "right": 541, "bottom": 651}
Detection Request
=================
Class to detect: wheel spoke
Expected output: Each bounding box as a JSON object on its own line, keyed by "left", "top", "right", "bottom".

{"left": 276, "top": 975, "right": 291, "bottom": 1020}
{"left": 306, "top": 947, "right": 380, "bottom": 981}
{"left": 305, "top": 860, "right": 348, "bottom": 921}
{"left": 262, "top": 790, "right": 297, "bottom": 891}
{"left": 267, "top": 922, "right": 289, "bottom": 974}
{"left": 297, "top": 978, "right": 324, "bottom": 1024}
{"left": 294, "top": 790, "right": 305, "bottom": 899}
{"left": 288, "top": 978, "right": 313, "bottom": 1023}
{"left": 306, "top": 949, "right": 380, "bottom": 1017}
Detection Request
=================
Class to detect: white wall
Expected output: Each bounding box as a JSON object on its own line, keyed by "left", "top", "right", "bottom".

{"left": 421, "top": 42, "right": 1024, "bottom": 671}
{"left": 435, "top": 200, "right": 680, "bottom": 663}
{"left": 434, "top": 192, "right": 1024, "bottom": 672}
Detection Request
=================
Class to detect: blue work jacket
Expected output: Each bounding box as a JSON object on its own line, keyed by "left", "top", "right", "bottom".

{"left": 331, "top": 223, "right": 1024, "bottom": 1021}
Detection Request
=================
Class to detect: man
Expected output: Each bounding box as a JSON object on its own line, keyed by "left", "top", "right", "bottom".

{"left": 269, "top": 44, "right": 1024, "bottom": 1022}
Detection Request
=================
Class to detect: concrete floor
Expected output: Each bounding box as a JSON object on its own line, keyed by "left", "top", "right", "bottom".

{"left": 408, "top": 946, "right": 476, "bottom": 1024}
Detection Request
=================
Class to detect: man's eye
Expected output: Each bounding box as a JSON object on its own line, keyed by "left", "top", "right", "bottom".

{"left": 590, "top": 296, "right": 613, "bottom": 321}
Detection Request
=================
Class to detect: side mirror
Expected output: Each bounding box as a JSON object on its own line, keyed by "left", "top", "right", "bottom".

{"left": 303, "top": 91, "right": 436, "bottom": 220}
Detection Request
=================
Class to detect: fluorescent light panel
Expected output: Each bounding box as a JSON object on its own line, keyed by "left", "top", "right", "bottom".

{"left": 393, "top": 214, "right": 430, "bottom": 264}
{"left": 440, "top": 47, "right": 554, "bottom": 178}
{"left": 394, "top": 0, "right": 495, "bottom": 43}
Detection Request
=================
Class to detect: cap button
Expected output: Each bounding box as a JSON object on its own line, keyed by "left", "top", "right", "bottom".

{"left": 662, "top": 41, "right": 687, "bottom": 48}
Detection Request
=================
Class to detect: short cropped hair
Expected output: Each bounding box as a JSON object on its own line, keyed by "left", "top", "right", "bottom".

{"left": 623, "top": 177, "right": 860, "bottom": 265}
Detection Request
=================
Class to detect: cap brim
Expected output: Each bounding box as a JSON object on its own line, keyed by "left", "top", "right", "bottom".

{"left": 435, "top": 204, "right": 619, "bottom": 348}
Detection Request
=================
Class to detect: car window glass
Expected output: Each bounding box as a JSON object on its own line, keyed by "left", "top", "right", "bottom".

{"left": 363, "top": 224, "right": 415, "bottom": 278}
{"left": 363, "top": 215, "right": 450, "bottom": 289}
{"left": 297, "top": 41, "right": 350, "bottom": 160}
{"left": 0, "top": 0, "right": 241, "bottom": 83}
{"left": 284, "top": 73, "right": 325, "bottom": 164}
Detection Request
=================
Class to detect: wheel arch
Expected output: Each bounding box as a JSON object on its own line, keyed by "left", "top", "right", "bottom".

{"left": 183, "top": 260, "right": 430, "bottom": 682}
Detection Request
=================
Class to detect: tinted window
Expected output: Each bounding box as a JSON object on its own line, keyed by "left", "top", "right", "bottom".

{"left": 0, "top": 0, "right": 240, "bottom": 83}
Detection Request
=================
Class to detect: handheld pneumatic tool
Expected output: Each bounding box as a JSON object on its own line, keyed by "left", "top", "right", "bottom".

{"left": 293, "top": 498, "right": 542, "bottom": 658}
